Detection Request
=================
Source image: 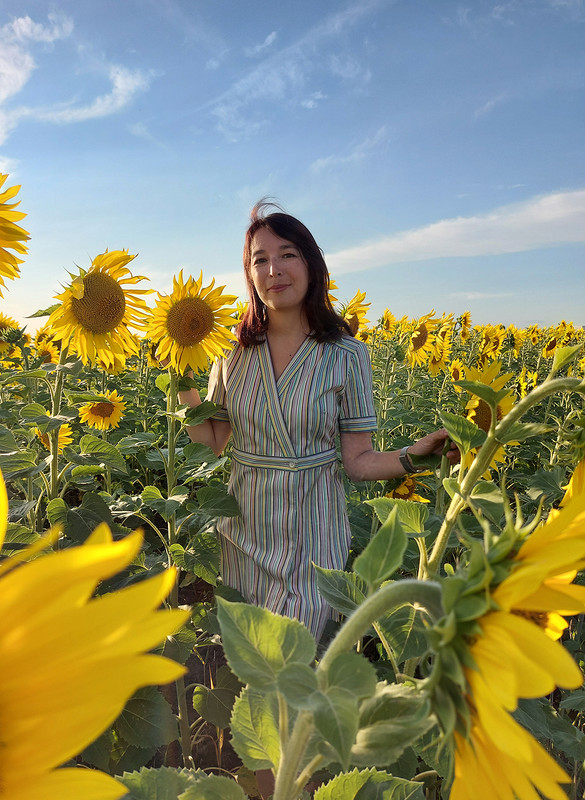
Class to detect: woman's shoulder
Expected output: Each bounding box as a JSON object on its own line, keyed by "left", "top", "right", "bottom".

{"left": 326, "top": 334, "right": 370, "bottom": 358}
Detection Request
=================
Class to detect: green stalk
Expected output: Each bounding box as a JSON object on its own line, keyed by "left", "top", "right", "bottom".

{"left": 48, "top": 344, "right": 70, "bottom": 504}
{"left": 425, "top": 375, "right": 583, "bottom": 577}
{"left": 272, "top": 580, "right": 443, "bottom": 800}
{"left": 165, "top": 368, "right": 193, "bottom": 768}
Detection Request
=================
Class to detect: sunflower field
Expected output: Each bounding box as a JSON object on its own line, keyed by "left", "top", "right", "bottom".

{"left": 2, "top": 173, "right": 585, "bottom": 800}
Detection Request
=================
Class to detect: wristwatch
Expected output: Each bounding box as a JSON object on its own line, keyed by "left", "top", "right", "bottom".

{"left": 399, "top": 445, "right": 423, "bottom": 474}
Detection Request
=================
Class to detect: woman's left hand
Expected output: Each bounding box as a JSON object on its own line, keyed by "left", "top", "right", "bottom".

{"left": 408, "top": 429, "right": 460, "bottom": 466}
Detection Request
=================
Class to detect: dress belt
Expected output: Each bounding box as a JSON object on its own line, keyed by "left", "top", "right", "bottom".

{"left": 231, "top": 447, "right": 338, "bottom": 472}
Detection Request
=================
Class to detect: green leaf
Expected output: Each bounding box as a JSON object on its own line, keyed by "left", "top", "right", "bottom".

{"left": 180, "top": 775, "right": 248, "bottom": 800}
{"left": 468, "top": 481, "right": 505, "bottom": 524}
{"left": 560, "top": 689, "right": 585, "bottom": 712}
{"left": 118, "top": 765, "right": 201, "bottom": 799}
{"left": 454, "top": 380, "right": 511, "bottom": 407}
{"left": 27, "top": 303, "right": 60, "bottom": 318}
{"left": 375, "top": 604, "right": 429, "bottom": 665}
{"left": 314, "top": 567, "right": 369, "bottom": 617}
{"left": 170, "top": 535, "right": 220, "bottom": 586}
{"left": 0, "top": 425, "right": 18, "bottom": 453}
{"left": 439, "top": 410, "right": 486, "bottom": 456}
{"left": 314, "top": 767, "right": 425, "bottom": 800}
{"left": 155, "top": 373, "right": 171, "bottom": 394}
{"left": 276, "top": 663, "right": 319, "bottom": 710}
{"left": 183, "top": 400, "right": 221, "bottom": 425}
{"left": 142, "top": 485, "right": 189, "bottom": 521}
{"left": 524, "top": 466, "right": 565, "bottom": 504}
{"left": 46, "top": 497, "right": 68, "bottom": 527}
{"left": 551, "top": 343, "right": 583, "bottom": 374}
{"left": 352, "top": 683, "right": 435, "bottom": 768}
{"left": 192, "top": 665, "right": 243, "bottom": 729}
{"left": 367, "top": 497, "right": 429, "bottom": 535}
{"left": 0, "top": 451, "right": 48, "bottom": 480}
{"left": 497, "top": 422, "right": 554, "bottom": 445}
{"left": 313, "top": 687, "right": 359, "bottom": 770}
{"left": 353, "top": 507, "right": 407, "bottom": 588}
{"left": 326, "top": 653, "right": 377, "bottom": 700}
{"left": 196, "top": 485, "right": 241, "bottom": 518}
{"left": 116, "top": 686, "right": 178, "bottom": 748}
{"left": 230, "top": 687, "right": 281, "bottom": 770}
{"left": 116, "top": 432, "right": 159, "bottom": 454}
{"left": 216, "top": 598, "right": 316, "bottom": 690}
{"left": 79, "top": 434, "right": 128, "bottom": 473}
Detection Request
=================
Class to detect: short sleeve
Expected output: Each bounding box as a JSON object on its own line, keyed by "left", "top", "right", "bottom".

{"left": 206, "top": 358, "right": 230, "bottom": 422}
{"left": 338, "top": 339, "right": 378, "bottom": 433}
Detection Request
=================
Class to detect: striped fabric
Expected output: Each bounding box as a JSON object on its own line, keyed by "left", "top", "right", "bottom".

{"left": 207, "top": 334, "right": 377, "bottom": 639}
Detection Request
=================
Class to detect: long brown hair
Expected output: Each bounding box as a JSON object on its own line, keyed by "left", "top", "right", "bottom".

{"left": 238, "top": 200, "right": 351, "bottom": 346}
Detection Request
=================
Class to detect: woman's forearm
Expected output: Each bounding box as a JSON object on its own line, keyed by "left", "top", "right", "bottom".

{"left": 178, "top": 386, "right": 231, "bottom": 456}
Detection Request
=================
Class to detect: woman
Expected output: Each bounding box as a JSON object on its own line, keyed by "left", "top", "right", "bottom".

{"left": 180, "top": 201, "right": 458, "bottom": 640}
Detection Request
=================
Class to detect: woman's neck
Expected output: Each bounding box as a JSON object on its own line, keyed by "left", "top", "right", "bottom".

{"left": 266, "top": 308, "right": 310, "bottom": 340}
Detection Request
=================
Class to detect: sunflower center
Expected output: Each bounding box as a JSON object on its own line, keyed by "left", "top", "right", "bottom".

{"left": 452, "top": 367, "right": 461, "bottom": 381}
{"left": 348, "top": 315, "right": 360, "bottom": 336}
{"left": 71, "top": 273, "right": 126, "bottom": 334}
{"left": 512, "top": 609, "right": 549, "bottom": 629}
{"left": 473, "top": 400, "right": 492, "bottom": 433}
{"left": 165, "top": 297, "right": 215, "bottom": 346}
{"left": 91, "top": 402, "right": 114, "bottom": 418}
{"left": 412, "top": 323, "right": 428, "bottom": 351}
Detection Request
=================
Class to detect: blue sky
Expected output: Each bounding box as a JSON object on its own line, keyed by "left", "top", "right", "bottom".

{"left": 0, "top": 0, "right": 584, "bottom": 333}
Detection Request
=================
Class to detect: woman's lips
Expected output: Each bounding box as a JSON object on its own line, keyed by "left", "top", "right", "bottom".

{"left": 269, "top": 284, "right": 290, "bottom": 292}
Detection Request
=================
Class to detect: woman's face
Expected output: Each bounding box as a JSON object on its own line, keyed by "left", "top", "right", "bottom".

{"left": 249, "top": 227, "right": 310, "bottom": 315}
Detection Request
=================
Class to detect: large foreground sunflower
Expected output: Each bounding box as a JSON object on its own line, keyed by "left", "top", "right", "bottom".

{"left": 47, "top": 250, "right": 152, "bottom": 370}
{"left": 79, "top": 390, "right": 126, "bottom": 431}
{"left": 0, "top": 173, "right": 29, "bottom": 296}
{"left": 441, "top": 462, "right": 585, "bottom": 800}
{"left": 0, "top": 469, "right": 189, "bottom": 800}
{"left": 151, "top": 270, "right": 237, "bottom": 375}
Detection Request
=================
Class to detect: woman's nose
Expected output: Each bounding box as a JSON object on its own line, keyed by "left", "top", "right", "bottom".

{"left": 268, "top": 260, "right": 281, "bottom": 277}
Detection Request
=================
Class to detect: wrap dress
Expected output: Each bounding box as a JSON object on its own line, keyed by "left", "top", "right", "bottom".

{"left": 207, "top": 334, "right": 377, "bottom": 639}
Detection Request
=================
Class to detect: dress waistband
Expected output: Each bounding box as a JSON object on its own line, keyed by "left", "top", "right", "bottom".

{"left": 231, "top": 447, "right": 338, "bottom": 472}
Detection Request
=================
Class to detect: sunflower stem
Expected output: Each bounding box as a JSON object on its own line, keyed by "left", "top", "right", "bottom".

{"left": 426, "top": 375, "right": 583, "bottom": 577}
{"left": 165, "top": 368, "right": 193, "bottom": 768}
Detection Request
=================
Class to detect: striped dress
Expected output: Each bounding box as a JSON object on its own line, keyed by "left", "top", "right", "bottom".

{"left": 207, "top": 334, "right": 377, "bottom": 640}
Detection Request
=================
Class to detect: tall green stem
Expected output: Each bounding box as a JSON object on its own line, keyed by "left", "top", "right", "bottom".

{"left": 272, "top": 580, "right": 443, "bottom": 800}
{"left": 165, "top": 368, "right": 193, "bottom": 767}
{"left": 425, "top": 376, "right": 583, "bottom": 577}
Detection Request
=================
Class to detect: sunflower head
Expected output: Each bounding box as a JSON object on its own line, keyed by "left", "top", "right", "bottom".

{"left": 46, "top": 250, "right": 152, "bottom": 369}
{"left": 406, "top": 310, "right": 438, "bottom": 367}
{"left": 0, "top": 174, "right": 30, "bottom": 297}
{"left": 79, "top": 390, "right": 126, "bottom": 431}
{"left": 151, "top": 270, "right": 237, "bottom": 375}
{"left": 339, "top": 289, "right": 370, "bottom": 336}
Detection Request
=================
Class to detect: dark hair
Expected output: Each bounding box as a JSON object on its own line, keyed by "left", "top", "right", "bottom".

{"left": 238, "top": 199, "right": 351, "bottom": 346}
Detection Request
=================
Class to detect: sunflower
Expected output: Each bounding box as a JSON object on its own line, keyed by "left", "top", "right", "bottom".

{"left": 0, "top": 311, "right": 20, "bottom": 355}
{"left": 542, "top": 333, "right": 562, "bottom": 359}
{"left": 79, "top": 390, "right": 126, "bottom": 431}
{"left": 380, "top": 308, "right": 396, "bottom": 338}
{"left": 0, "top": 468, "right": 189, "bottom": 800}
{"left": 46, "top": 250, "right": 152, "bottom": 370}
{"left": 478, "top": 324, "right": 505, "bottom": 364}
{"left": 428, "top": 320, "right": 453, "bottom": 376}
{"left": 517, "top": 366, "right": 538, "bottom": 399}
{"left": 458, "top": 311, "right": 472, "bottom": 343}
{"left": 327, "top": 278, "right": 339, "bottom": 305}
{"left": 35, "top": 417, "right": 74, "bottom": 454}
{"left": 441, "top": 465, "right": 585, "bottom": 799}
{"left": 406, "top": 310, "right": 438, "bottom": 368}
{"left": 386, "top": 470, "right": 433, "bottom": 503}
{"left": 506, "top": 324, "right": 526, "bottom": 357}
{"left": 0, "top": 174, "right": 30, "bottom": 297}
{"left": 233, "top": 300, "right": 248, "bottom": 325}
{"left": 33, "top": 339, "right": 60, "bottom": 365}
{"left": 339, "top": 289, "right": 370, "bottom": 336}
{"left": 463, "top": 360, "right": 516, "bottom": 473}
{"left": 449, "top": 358, "right": 466, "bottom": 392}
{"left": 150, "top": 270, "right": 237, "bottom": 375}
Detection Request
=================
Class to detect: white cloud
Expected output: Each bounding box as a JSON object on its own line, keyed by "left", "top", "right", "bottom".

{"left": 474, "top": 92, "right": 508, "bottom": 118}
{"left": 0, "top": 14, "right": 151, "bottom": 145}
{"left": 451, "top": 291, "right": 512, "bottom": 301}
{"left": 36, "top": 66, "right": 152, "bottom": 123}
{"left": 301, "top": 90, "right": 327, "bottom": 109}
{"left": 205, "top": 0, "right": 388, "bottom": 139}
{"left": 325, "top": 189, "right": 585, "bottom": 275}
{"left": 310, "top": 126, "right": 387, "bottom": 172}
{"left": 245, "top": 31, "right": 278, "bottom": 58}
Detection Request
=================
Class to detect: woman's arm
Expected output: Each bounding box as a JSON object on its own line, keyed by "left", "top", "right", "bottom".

{"left": 340, "top": 429, "right": 459, "bottom": 483}
{"left": 178, "top": 383, "right": 232, "bottom": 457}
